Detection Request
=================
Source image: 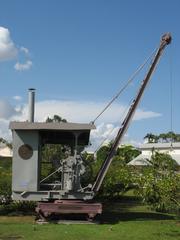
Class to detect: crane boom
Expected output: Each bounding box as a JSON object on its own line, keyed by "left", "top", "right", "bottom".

{"left": 92, "top": 33, "right": 172, "bottom": 193}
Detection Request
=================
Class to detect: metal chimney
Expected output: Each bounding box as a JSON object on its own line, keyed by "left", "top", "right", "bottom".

{"left": 28, "top": 88, "right": 35, "bottom": 122}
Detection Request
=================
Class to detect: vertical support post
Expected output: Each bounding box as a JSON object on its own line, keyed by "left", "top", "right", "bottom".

{"left": 74, "top": 133, "right": 79, "bottom": 160}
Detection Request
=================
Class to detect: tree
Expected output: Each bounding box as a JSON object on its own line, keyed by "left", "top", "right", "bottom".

{"left": 0, "top": 158, "right": 12, "bottom": 204}
{"left": 0, "top": 139, "right": 12, "bottom": 204}
{"left": 91, "top": 144, "right": 140, "bottom": 198}
{"left": 0, "top": 173, "right": 11, "bottom": 204}
{"left": 41, "top": 144, "right": 64, "bottom": 181}
{"left": 116, "top": 145, "right": 140, "bottom": 164}
{"left": 144, "top": 133, "right": 158, "bottom": 143}
{"left": 158, "top": 133, "right": 168, "bottom": 143}
{"left": 134, "top": 151, "right": 180, "bottom": 212}
{"left": 46, "top": 115, "right": 67, "bottom": 123}
{"left": 158, "top": 132, "right": 176, "bottom": 143}
{"left": 144, "top": 131, "right": 180, "bottom": 144}
{"left": 80, "top": 152, "right": 94, "bottom": 187}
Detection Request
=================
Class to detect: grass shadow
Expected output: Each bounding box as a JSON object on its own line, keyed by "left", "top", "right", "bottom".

{"left": 0, "top": 195, "right": 177, "bottom": 224}
{"left": 98, "top": 211, "right": 175, "bottom": 224}
{"left": 96, "top": 195, "right": 176, "bottom": 224}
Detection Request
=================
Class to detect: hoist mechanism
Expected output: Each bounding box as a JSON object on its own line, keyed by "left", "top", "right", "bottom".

{"left": 10, "top": 33, "right": 171, "bottom": 221}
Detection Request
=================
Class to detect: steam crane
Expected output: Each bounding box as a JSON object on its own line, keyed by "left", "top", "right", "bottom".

{"left": 10, "top": 33, "right": 171, "bottom": 221}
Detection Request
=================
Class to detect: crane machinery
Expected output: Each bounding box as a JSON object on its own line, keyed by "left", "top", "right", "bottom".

{"left": 10, "top": 33, "right": 171, "bottom": 221}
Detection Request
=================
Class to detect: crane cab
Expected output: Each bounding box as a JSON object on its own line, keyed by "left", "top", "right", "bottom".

{"left": 10, "top": 121, "right": 95, "bottom": 201}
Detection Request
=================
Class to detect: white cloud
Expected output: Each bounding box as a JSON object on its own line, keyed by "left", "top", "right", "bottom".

{"left": 0, "top": 26, "right": 32, "bottom": 71}
{"left": 13, "top": 95, "right": 22, "bottom": 101}
{"left": 30, "top": 100, "right": 161, "bottom": 123}
{"left": 86, "top": 123, "right": 143, "bottom": 152}
{"left": 0, "top": 26, "right": 18, "bottom": 61}
{"left": 0, "top": 119, "right": 11, "bottom": 141}
{"left": 0, "top": 100, "right": 22, "bottom": 140}
{"left": 33, "top": 100, "right": 161, "bottom": 150}
{"left": 14, "top": 60, "right": 32, "bottom": 71}
{"left": 0, "top": 100, "right": 19, "bottom": 119}
{"left": 20, "top": 46, "right": 29, "bottom": 54}
{"left": 0, "top": 99, "right": 161, "bottom": 148}
{"left": 0, "top": 98, "right": 161, "bottom": 124}
{"left": 87, "top": 123, "right": 119, "bottom": 151}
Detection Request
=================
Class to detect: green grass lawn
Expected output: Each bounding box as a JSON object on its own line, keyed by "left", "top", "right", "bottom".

{"left": 0, "top": 195, "right": 180, "bottom": 240}
{"left": 0, "top": 218, "right": 180, "bottom": 240}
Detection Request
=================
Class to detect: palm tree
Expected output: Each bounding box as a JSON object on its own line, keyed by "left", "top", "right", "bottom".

{"left": 144, "top": 133, "right": 158, "bottom": 143}
{"left": 158, "top": 133, "right": 168, "bottom": 143}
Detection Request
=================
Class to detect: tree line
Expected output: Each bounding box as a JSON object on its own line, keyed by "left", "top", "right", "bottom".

{"left": 144, "top": 131, "right": 180, "bottom": 143}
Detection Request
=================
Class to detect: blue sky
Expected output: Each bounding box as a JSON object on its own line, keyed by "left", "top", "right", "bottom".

{"left": 0, "top": 0, "right": 180, "bottom": 146}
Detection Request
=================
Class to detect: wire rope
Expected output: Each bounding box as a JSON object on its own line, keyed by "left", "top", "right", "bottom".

{"left": 169, "top": 45, "right": 174, "bottom": 149}
{"left": 93, "top": 97, "right": 134, "bottom": 154}
{"left": 91, "top": 47, "right": 158, "bottom": 124}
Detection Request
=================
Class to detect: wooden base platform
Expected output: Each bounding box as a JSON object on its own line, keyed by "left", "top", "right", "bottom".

{"left": 36, "top": 200, "right": 102, "bottom": 221}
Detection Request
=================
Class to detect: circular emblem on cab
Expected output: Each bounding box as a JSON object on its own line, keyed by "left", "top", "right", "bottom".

{"left": 18, "top": 144, "right": 33, "bottom": 160}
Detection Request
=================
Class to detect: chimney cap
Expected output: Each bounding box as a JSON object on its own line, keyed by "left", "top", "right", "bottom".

{"left": 28, "top": 88, "right": 36, "bottom": 91}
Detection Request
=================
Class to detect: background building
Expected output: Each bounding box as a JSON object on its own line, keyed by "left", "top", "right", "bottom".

{"left": 128, "top": 142, "right": 180, "bottom": 166}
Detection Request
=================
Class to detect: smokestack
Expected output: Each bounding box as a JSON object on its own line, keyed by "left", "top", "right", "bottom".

{"left": 28, "top": 88, "right": 35, "bottom": 122}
